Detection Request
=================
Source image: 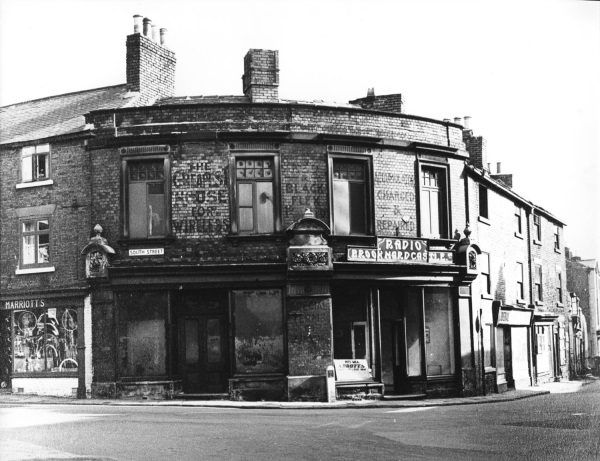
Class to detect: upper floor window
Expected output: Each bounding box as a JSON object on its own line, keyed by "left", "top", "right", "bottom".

{"left": 331, "top": 158, "right": 371, "bottom": 235}
{"left": 478, "top": 185, "right": 489, "bottom": 219}
{"left": 480, "top": 252, "right": 491, "bottom": 296}
{"left": 556, "top": 271, "right": 563, "bottom": 304}
{"left": 20, "top": 218, "right": 51, "bottom": 269}
{"left": 533, "top": 214, "right": 542, "bottom": 242}
{"left": 554, "top": 225, "right": 561, "bottom": 251}
{"left": 516, "top": 262, "right": 524, "bottom": 301}
{"left": 21, "top": 144, "right": 50, "bottom": 183}
{"left": 233, "top": 157, "right": 277, "bottom": 234}
{"left": 419, "top": 165, "right": 449, "bottom": 239}
{"left": 514, "top": 206, "right": 522, "bottom": 235}
{"left": 123, "top": 157, "right": 170, "bottom": 239}
{"left": 534, "top": 264, "right": 543, "bottom": 302}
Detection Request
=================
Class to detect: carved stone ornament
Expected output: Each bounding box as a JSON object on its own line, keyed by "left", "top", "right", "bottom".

{"left": 287, "top": 209, "right": 333, "bottom": 271}
{"left": 81, "top": 224, "right": 116, "bottom": 278}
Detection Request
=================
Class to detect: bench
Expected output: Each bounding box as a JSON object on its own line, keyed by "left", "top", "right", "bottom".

{"left": 333, "top": 359, "right": 384, "bottom": 399}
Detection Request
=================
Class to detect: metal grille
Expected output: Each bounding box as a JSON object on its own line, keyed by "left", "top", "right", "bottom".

{"left": 229, "top": 143, "right": 279, "bottom": 151}
{"left": 119, "top": 145, "right": 170, "bottom": 155}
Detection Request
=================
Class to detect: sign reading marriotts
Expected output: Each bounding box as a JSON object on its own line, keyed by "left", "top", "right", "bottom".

{"left": 347, "top": 237, "right": 454, "bottom": 264}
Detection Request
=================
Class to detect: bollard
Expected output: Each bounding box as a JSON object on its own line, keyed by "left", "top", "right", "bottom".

{"left": 326, "top": 365, "right": 336, "bottom": 402}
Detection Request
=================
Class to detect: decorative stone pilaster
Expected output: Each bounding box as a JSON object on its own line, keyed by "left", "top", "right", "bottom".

{"left": 80, "top": 225, "right": 115, "bottom": 279}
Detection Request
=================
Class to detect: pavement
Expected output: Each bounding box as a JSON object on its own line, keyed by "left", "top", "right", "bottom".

{"left": 0, "top": 377, "right": 597, "bottom": 410}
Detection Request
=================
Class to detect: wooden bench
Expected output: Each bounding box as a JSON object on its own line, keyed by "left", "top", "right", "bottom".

{"left": 333, "top": 359, "right": 384, "bottom": 399}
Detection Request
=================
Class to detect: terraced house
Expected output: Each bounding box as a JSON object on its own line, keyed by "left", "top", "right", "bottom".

{"left": 0, "top": 15, "right": 569, "bottom": 401}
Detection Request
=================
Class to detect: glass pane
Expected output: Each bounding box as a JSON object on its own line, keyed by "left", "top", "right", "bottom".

{"left": 147, "top": 185, "right": 165, "bottom": 237}
{"left": 424, "top": 288, "right": 455, "bottom": 376}
{"left": 207, "top": 319, "right": 221, "bottom": 363}
{"left": 429, "top": 190, "right": 440, "bottom": 237}
{"left": 420, "top": 190, "right": 432, "bottom": 236}
{"left": 35, "top": 154, "right": 48, "bottom": 179}
{"left": 405, "top": 290, "right": 422, "bottom": 377}
{"left": 185, "top": 319, "right": 199, "bottom": 365}
{"left": 23, "top": 221, "right": 36, "bottom": 233}
{"left": 353, "top": 323, "right": 367, "bottom": 360}
{"left": 349, "top": 182, "right": 366, "bottom": 234}
{"left": 233, "top": 290, "right": 284, "bottom": 374}
{"left": 129, "top": 182, "right": 147, "bottom": 238}
{"left": 239, "top": 208, "right": 254, "bottom": 232}
{"left": 22, "top": 235, "right": 36, "bottom": 265}
{"left": 38, "top": 220, "right": 49, "bottom": 231}
{"left": 333, "top": 181, "right": 350, "bottom": 235}
{"left": 38, "top": 234, "right": 50, "bottom": 263}
{"left": 256, "top": 182, "right": 274, "bottom": 233}
{"left": 238, "top": 183, "right": 253, "bottom": 207}
{"left": 22, "top": 155, "right": 33, "bottom": 182}
{"left": 118, "top": 292, "right": 167, "bottom": 376}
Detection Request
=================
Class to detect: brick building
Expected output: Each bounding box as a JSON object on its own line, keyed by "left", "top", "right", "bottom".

{"left": 0, "top": 15, "right": 569, "bottom": 401}
{"left": 566, "top": 249, "right": 600, "bottom": 371}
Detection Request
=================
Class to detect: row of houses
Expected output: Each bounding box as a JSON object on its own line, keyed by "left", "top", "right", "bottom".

{"left": 1, "top": 15, "right": 598, "bottom": 401}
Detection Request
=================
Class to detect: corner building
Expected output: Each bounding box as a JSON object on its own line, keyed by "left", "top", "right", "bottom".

{"left": 80, "top": 21, "right": 485, "bottom": 401}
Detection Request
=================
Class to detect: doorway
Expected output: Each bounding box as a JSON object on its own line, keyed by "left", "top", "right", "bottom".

{"left": 180, "top": 315, "right": 228, "bottom": 394}
{"left": 503, "top": 327, "right": 514, "bottom": 388}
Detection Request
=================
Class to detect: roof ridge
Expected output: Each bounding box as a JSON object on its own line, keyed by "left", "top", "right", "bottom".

{"left": 0, "top": 83, "right": 128, "bottom": 110}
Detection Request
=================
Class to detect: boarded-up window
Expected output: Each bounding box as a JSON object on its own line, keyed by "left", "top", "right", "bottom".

{"left": 332, "top": 159, "right": 368, "bottom": 235}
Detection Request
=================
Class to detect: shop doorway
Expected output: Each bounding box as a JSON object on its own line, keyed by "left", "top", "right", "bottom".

{"left": 503, "top": 327, "right": 514, "bottom": 388}
{"left": 180, "top": 314, "right": 229, "bottom": 394}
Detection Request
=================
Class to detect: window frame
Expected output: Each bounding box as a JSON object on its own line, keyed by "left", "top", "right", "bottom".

{"left": 534, "top": 264, "right": 543, "bottom": 303}
{"left": 478, "top": 184, "right": 489, "bottom": 219}
{"left": 121, "top": 154, "right": 171, "bottom": 240}
{"left": 516, "top": 261, "right": 525, "bottom": 303}
{"left": 19, "top": 144, "right": 51, "bottom": 185}
{"left": 229, "top": 152, "right": 282, "bottom": 235}
{"left": 556, "top": 270, "right": 563, "bottom": 305}
{"left": 417, "top": 160, "right": 451, "bottom": 239}
{"left": 480, "top": 251, "right": 492, "bottom": 297}
{"left": 533, "top": 214, "right": 542, "bottom": 243}
{"left": 514, "top": 205, "right": 523, "bottom": 237}
{"left": 328, "top": 153, "right": 374, "bottom": 236}
{"left": 554, "top": 225, "right": 561, "bottom": 251}
{"left": 18, "top": 217, "right": 53, "bottom": 271}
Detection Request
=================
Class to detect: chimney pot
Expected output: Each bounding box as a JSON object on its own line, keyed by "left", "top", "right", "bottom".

{"left": 152, "top": 25, "right": 159, "bottom": 43}
{"left": 443, "top": 118, "right": 451, "bottom": 123}
{"left": 497, "top": 162, "right": 501, "bottom": 174}
{"left": 133, "top": 15, "right": 143, "bottom": 34}
{"left": 464, "top": 116, "right": 471, "bottom": 129}
{"left": 487, "top": 163, "right": 491, "bottom": 172}
{"left": 367, "top": 88, "right": 375, "bottom": 98}
{"left": 160, "top": 28, "right": 168, "bottom": 46}
{"left": 454, "top": 117, "right": 462, "bottom": 125}
{"left": 143, "top": 18, "right": 152, "bottom": 37}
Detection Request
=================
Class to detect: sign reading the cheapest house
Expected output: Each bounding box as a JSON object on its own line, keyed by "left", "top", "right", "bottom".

{"left": 128, "top": 248, "right": 164, "bottom": 257}
{"left": 333, "top": 359, "right": 372, "bottom": 383}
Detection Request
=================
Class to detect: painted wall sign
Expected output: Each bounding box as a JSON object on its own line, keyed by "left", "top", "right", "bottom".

{"left": 128, "top": 248, "right": 164, "bottom": 257}
{"left": 347, "top": 238, "right": 456, "bottom": 264}
{"left": 428, "top": 250, "right": 454, "bottom": 264}
{"left": 347, "top": 247, "right": 378, "bottom": 262}
{"left": 496, "top": 307, "right": 533, "bottom": 326}
{"left": 3, "top": 299, "right": 46, "bottom": 310}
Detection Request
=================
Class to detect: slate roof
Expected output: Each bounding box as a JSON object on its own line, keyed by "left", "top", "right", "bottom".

{"left": 0, "top": 84, "right": 136, "bottom": 145}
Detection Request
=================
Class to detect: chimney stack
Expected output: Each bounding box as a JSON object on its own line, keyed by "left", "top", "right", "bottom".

{"left": 242, "top": 49, "right": 280, "bottom": 103}
{"left": 126, "top": 15, "right": 176, "bottom": 105}
{"left": 367, "top": 88, "right": 375, "bottom": 99}
{"left": 463, "top": 116, "right": 472, "bottom": 129}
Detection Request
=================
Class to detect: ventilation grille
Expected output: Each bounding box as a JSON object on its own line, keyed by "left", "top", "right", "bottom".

{"left": 119, "top": 145, "right": 171, "bottom": 155}
{"left": 327, "top": 145, "right": 371, "bottom": 154}
{"left": 229, "top": 142, "right": 280, "bottom": 151}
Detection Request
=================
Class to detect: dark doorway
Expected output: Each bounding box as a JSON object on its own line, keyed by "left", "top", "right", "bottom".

{"left": 181, "top": 314, "right": 228, "bottom": 394}
{"left": 503, "top": 327, "right": 514, "bottom": 388}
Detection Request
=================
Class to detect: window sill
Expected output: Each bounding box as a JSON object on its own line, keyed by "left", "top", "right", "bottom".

{"left": 535, "top": 300, "right": 544, "bottom": 307}
{"left": 477, "top": 216, "right": 491, "bottom": 226}
{"left": 15, "top": 266, "right": 55, "bottom": 275}
{"left": 556, "top": 303, "right": 565, "bottom": 308}
{"left": 516, "top": 299, "right": 527, "bottom": 306}
{"left": 514, "top": 232, "right": 524, "bottom": 240}
{"left": 484, "top": 367, "right": 497, "bottom": 373}
{"left": 554, "top": 248, "right": 562, "bottom": 254}
{"left": 533, "top": 239, "right": 542, "bottom": 246}
{"left": 16, "top": 179, "right": 54, "bottom": 189}
{"left": 481, "top": 293, "right": 494, "bottom": 300}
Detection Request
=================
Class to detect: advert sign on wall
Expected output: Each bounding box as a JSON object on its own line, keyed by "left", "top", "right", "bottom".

{"left": 347, "top": 237, "right": 454, "bottom": 265}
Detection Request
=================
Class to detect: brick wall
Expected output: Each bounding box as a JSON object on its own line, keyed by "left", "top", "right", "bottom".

{"left": 350, "top": 94, "right": 403, "bottom": 114}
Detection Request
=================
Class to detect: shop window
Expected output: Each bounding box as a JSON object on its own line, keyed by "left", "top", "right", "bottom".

{"left": 557, "top": 271, "right": 563, "bottom": 304}
{"left": 419, "top": 165, "right": 449, "bottom": 239}
{"left": 233, "top": 289, "right": 284, "bottom": 374}
{"left": 20, "top": 144, "right": 50, "bottom": 184}
{"left": 483, "top": 324, "right": 495, "bottom": 369}
{"left": 405, "top": 290, "right": 422, "bottom": 377}
{"left": 478, "top": 185, "right": 489, "bottom": 219}
{"left": 123, "top": 158, "right": 170, "bottom": 239}
{"left": 424, "top": 288, "right": 455, "bottom": 376}
{"left": 232, "top": 156, "right": 280, "bottom": 234}
{"left": 12, "top": 307, "right": 78, "bottom": 373}
{"left": 352, "top": 321, "right": 368, "bottom": 361}
{"left": 514, "top": 206, "right": 522, "bottom": 235}
{"left": 534, "top": 264, "right": 543, "bottom": 302}
{"left": 516, "top": 262, "right": 524, "bottom": 301}
{"left": 118, "top": 292, "right": 167, "bottom": 377}
{"left": 20, "top": 218, "right": 51, "bottom": 269}
{"left": 480, "top": 252, "right": 491, "bottom": 296}
{"left": 554, "top": 225, "right": 561, "bottom": 251}
{"left": 331, "top": 158, "right": 371, "bottom": 235}
{"left": 533, "top": 215, "right": 542, "bottom": 242}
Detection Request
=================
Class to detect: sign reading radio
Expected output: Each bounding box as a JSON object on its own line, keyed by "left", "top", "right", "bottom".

{"left": 347, "top": 237, "right": 454, "bottom": 264}
{"left": 3, "top": 298, "right": 46, "bottom": 310}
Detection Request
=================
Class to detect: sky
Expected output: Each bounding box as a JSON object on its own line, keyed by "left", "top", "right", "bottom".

{"left": 1, "top": 0, "right": 599, "bottom": 261}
